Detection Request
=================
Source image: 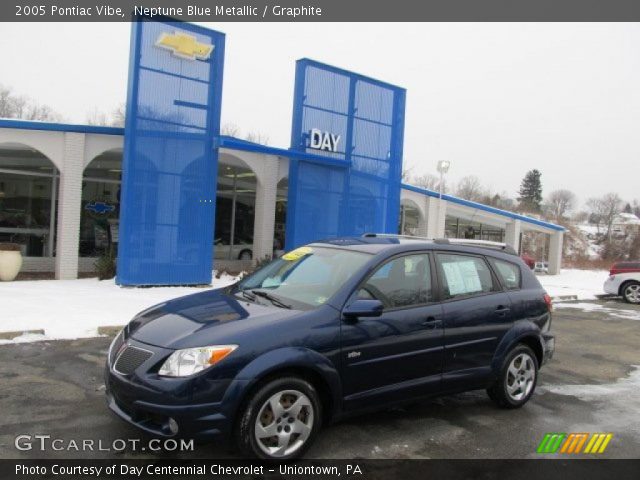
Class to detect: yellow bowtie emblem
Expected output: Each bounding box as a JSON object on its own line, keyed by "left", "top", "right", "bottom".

{"left": 155, "top": 31, "right": 214, "bottom": 61}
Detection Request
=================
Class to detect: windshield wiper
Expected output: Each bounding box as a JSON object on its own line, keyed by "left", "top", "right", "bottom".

{"left": 251, "top": 290, "right": 292, "bottom": 309}
{"left": 238, "top": 289, "right": 257, "bottom": 302}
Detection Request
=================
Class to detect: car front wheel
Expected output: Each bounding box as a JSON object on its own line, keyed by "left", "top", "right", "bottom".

{"left": 621, "top": 281, "right": 640, "bottom": 304}
{"left": 236, "top": 377, "right": 321, "bottom": 459}
{"left": 487, "top": 344, "right": 538, "bottom": 409}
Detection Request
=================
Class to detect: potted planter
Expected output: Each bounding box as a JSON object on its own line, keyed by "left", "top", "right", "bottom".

{"left": 0, "top": 243, "right": 23, "bottom": 281}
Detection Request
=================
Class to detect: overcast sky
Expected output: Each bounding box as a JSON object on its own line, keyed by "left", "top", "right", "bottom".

{"left": 1, "top": 22, "right": 638, "bottom": 207}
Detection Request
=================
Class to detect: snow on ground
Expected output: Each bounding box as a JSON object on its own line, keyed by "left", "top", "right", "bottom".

{"left": 0, "top": 273, "right": 239, "bottom": 343}
{"left": 553, "top": 302, "right": 640, "bottom": 321}
{"left": 537, "top": 269, "right": 608, "bottom": 301}
{"left": 0, "top": 267, "right": 614, "bottom": 344}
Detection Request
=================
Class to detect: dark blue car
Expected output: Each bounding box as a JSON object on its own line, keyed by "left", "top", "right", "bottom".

{"left": 105, "top": 235, "right": 555, "bottom": 459}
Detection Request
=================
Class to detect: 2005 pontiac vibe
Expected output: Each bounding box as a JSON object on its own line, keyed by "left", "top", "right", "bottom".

{"left": 105, "top": 234, "right": 555, "bottom": 459}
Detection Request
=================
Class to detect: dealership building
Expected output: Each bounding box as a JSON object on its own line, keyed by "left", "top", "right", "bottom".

{"left": 0, "top": 19, "right": 564, "bottom": 283}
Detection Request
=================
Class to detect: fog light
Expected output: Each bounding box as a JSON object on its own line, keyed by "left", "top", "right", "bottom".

{"left": 168, "top": 418, "right": 179, "bottom": 435}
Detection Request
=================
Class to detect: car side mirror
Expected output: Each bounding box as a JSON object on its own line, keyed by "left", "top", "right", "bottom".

{"left": 343, "top": 299, "right": 384, "bottom": 320}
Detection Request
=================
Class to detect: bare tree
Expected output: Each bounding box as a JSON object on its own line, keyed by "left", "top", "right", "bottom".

{"left": 245, "top": 131, "right": 269, "bottom": 145}
{"left": 111, "top": 104, "right": 126, "bottom": 127}
{"left": 221, "top": 123, "right": 241, "bottom": 137}
{"left": 572, "top": 210, "right": 589, "bottom": 223}
{"left": 587, "top": 193, "right": 622, "bottom": 240}
{"left": 86, "top": 107, "right": 111, "bottom": 126}
{"left": 546, "top": 189, "right": 576, "bottom": 222}
{"left": 0, "top": 84, "right": 62, "bottom": 122}
{"left": 455, "top": 175, "right": 483, "bottom": 201}
{"left": 85, "top": 104, "right": 126, "bottom": 127}
{"left": 410, "top": 173, "right": 440, "bottom": 191}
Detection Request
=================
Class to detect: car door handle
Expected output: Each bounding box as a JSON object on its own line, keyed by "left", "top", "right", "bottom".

{"left": 421, "top": 317, "right": 441, "bottom": 328}
{"left": 495, "top": 305, "right": 510, "bottom": 316}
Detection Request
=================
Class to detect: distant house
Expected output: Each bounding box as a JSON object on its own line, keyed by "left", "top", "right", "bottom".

{"left": 612, "top": 213, "right": 640, "bottom": 237}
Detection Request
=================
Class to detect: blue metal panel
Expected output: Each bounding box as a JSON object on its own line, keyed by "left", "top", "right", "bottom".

{"left": 287, "top": 59, "right": 406, "bottom": 249}
{"left": 117, "top": 17, "right": 225, "bottom": 285}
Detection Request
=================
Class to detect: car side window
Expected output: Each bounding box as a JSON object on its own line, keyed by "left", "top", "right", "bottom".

{"left": 437, "top": 253, "right": 497, "bottom": 299}
{"left": 489, "top": 258, "right": 522, "bottom": 290}
{"left": 358, "top": 254, "right": 433, "bottom": 308}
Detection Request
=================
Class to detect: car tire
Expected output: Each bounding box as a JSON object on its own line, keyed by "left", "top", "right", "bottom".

{"left": 487, "top": 344, "right": 538, "bottom": 409}
{"left": 236, "top": 377, "right": 321, "bottom": 460}
{"left": 621, "top": 281, "right": 640, "bottom": 304}
{"left": 239, "top": 250, "right": 252, "bottom": 261}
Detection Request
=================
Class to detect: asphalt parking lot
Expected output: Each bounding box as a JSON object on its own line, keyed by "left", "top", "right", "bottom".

{"left": 0, "top": 298, "right": 638, "bottom": 460}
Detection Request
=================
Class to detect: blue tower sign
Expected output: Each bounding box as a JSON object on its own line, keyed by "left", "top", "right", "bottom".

{"left": 117, "top": 17, "right": 225, "bottom": 285}
{"left": 286, "top": 59, "right": 406, "bottom": 249}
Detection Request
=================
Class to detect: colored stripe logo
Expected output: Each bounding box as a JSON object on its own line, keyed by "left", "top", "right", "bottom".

{"left": 537, "top": 433, "right": 613, "bottom": 454}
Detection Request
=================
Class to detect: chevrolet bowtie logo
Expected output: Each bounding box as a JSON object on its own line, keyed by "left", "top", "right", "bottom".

{"left": 155, "top": 31, "right": 214, "bottom": 61}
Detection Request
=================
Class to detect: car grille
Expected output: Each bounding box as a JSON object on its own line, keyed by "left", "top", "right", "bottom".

{"left": 114, "top": 345, "right": 153, "bottom": 375}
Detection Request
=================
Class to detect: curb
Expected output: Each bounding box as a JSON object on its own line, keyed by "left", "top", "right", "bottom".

{"left": 0, "top": 329, "right": 45, "bottom": 340}
{"left": 97, "top": 326, "right": 123, "bottom": 336}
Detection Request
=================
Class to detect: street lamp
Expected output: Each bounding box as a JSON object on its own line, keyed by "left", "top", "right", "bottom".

{"left": 436, "top": 160, "right": 450, "bottom": 199}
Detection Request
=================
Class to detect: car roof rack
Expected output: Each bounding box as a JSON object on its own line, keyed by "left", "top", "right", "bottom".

{"left": 435, "top": 238, "right": 518, "bottom": 255}
{"left": 361, "top": 233, "right": 518, "bottom": 256}
{"left": 362, "top": 233, "right": 427, "bottom": 241}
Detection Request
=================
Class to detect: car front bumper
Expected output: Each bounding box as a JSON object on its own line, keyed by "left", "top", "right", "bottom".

{"left": 104, "top": 339, "right": 247, "bottom": 441}
{"left": 106, "top": 387, "right": 228, "bottom": 441}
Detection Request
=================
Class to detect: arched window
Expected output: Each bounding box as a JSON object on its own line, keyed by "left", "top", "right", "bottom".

{"left": 0, "top": 143, "right": 58, "bottom": 257}
{"left": 80, "top": 149, "right": 122, "bottom": 257}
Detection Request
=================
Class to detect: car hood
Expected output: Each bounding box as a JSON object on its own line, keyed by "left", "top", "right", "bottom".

{"left": 128, "top": 287, "right": 301, "bottom": 349}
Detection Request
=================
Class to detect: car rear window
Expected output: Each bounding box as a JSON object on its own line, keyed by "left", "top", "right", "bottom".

{"left": 489, "top": 258, "right": 522, "bottom": 290}
{"left": 614, "top": 262, "right": 640, "bottom": 269}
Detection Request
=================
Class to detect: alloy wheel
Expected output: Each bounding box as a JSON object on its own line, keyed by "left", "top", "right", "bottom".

{"left": 624, "top": 284, "right": 640, "bottom": 303}
{"left": 505, "top": 353, "right": 536, "bottom": 401}
{"left": 254, "top": 389, "right": 314, "bottom": 458}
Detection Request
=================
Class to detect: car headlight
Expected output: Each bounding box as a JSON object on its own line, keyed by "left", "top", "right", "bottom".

{"left": 158, "top": 345, "right": 237, "bottom": 377}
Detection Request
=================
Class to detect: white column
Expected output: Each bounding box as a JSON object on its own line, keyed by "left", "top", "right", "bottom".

{"left": 416, "top": 207, "right": 428, "bottom": 237}
{"left": 252, "top": 155, "right": 278, "bottom": 262}
{"left": 424, "top": 196, "right": 446, "bottom": 238}
{"left": 547, "top": 231, "right": 564, "bottom": 275}
{"left": 55, "top": 133, "right": 85, "bottom": 280}
{"left": 505, "top": 220, "right": 522, "bottom": 253}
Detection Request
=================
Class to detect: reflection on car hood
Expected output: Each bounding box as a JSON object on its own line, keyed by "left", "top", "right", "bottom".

{"left": 128, "top": 288, "right": 300, "bottom": 349}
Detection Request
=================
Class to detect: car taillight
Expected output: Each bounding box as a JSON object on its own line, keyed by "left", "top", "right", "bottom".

{"left": 543, "top": 293, "right": 553, "bottom": 312}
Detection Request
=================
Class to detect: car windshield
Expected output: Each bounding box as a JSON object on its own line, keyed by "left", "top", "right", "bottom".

{"left": 235, "top": 246, "right": 371, "bottom": 309}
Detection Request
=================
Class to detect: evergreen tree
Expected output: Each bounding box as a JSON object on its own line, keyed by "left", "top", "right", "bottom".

{"left": 518, "top": 169, "right": 543, "bottom": 212}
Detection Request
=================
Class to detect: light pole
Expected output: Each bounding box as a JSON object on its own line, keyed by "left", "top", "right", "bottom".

{"left": 436, "top": 160, "right": 450, "bottom": 199}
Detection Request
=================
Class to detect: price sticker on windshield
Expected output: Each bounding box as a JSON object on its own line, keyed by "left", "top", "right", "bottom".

{"left": 282, "top": 246, "right": 313, "bottom": 261}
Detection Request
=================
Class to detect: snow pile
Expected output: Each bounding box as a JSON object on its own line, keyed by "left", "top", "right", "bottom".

{"left": 0, "top": 332, "right": 49, "bottom": 345}
{"left": 537, "top": 269, "right": 608, "bottom": 300}
{"left": 0, "top": 273, "right": 239, "bottom": 342}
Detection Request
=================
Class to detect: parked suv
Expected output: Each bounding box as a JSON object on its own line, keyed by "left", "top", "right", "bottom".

{"left": 105, "top": 235, "right": 555, "bottom": 459}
